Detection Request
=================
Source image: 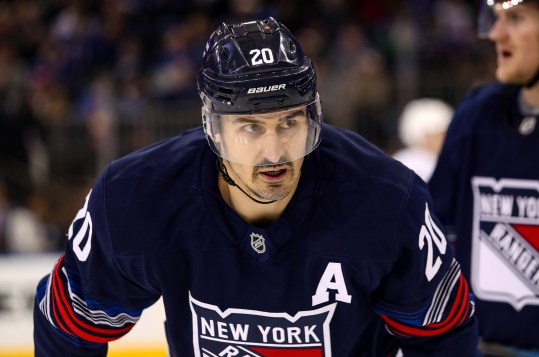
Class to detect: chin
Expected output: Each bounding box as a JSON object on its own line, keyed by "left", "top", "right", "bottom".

{"left": 496, "top": 72, "right": 518, "bottom": 84}
{"left": 496, "top": 67, "right": 530, "bottom": 85}
{"left": 495, "top": 66, "right": 508, "bottom": 81}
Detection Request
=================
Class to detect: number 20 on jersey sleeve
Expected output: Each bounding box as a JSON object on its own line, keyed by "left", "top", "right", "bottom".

{"left": 419, "top": 203, "right": 447, "bottom": 281}
{"left": 68, "top": 190, "right": 94, "bottom": 262}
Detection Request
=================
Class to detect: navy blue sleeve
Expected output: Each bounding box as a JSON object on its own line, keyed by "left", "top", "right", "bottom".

{"left": 373, "top": 175, "right": 480, "bottom": 356}
{"left": 33, "top": 167, "right": 161, "bottom": 356}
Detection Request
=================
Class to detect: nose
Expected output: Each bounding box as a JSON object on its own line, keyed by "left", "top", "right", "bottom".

{"left": 260, "top": 132, "right": 285, "bottom": 164}
{"left": 488, "top": 18, "right": 505, "bottom": 42}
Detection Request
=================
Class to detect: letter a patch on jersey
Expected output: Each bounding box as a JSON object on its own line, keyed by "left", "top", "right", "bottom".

{"left": 312, "top": 262, "right": 352, "bottom": 306}
{"left": 471, "top": 177, "right": 539, "bottom": 310}
{"left": 189, "top": 293, "right": 336, "bottom": 357}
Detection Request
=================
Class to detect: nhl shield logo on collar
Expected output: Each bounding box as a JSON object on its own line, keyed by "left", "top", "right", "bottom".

{"left": 519, "top": 116, "right": 537, "bottom": 136}
{"left": 250, "top": 232, "right": 266, "bottom": 254}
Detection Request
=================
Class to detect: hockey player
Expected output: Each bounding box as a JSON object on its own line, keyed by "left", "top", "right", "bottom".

{"left": 34, "top": 17, "right": 480, "bottom": 356}
{"left": 392, "top": 98, "right": 454, "bottom": 183}
{"left": 429, "top": 1, "right": 539, "bottom": 356}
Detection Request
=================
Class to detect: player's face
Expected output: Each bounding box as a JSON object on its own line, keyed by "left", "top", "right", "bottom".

{"left": 488, "top": 3, "right": 539, "bottom": 84}
{"left": 216, "top": 107, "right": 310, "bottom": 166}
{"left": 218, "top": 107, "right": 308, "bottom": 201}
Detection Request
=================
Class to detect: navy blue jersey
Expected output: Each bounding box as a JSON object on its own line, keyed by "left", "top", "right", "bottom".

{"left": 429, "top": 83, "right": 539, "bottom": 350}
{"left": 34, "top": 124, "right": 478, "bottom": 356}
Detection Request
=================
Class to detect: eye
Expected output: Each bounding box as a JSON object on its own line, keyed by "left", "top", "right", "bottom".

{"left": 242, "top": 123, "right": 264, "bottom": 133}
{"left": 280, "top": 118, "right": 297, "bottom": 129}
{"left": 507, "top": 14, "right": 520, "bottom": 22}
{"left": 280, "top": 112, "right": 307, "bottom": 129}
{"left": 506, "top": 11, "right": 524, "bottom": 23}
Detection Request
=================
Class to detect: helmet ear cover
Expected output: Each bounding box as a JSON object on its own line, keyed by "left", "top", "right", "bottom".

{"left": 202, "top": 106, "right": 219, "bottom": 137}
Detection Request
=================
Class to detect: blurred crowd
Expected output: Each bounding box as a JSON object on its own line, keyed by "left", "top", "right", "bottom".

{"left": 0, "top": 0, "right": 495, "bottom": 253}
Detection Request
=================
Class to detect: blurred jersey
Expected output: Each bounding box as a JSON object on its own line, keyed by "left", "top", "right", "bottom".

{"left": 429, "top": 83, "right": 539, "bottom": 349}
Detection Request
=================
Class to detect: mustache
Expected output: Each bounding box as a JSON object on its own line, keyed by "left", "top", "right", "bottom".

{"left": 252, "top": 160, "right": 294, "bottom": 180}
{"left": 254, "top": 158, "right": 293, "bottom": 170}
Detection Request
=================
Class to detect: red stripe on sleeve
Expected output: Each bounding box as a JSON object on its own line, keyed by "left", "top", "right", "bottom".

{"left": 381, "top": 274, "right": 470, "bottom": 337}
{"left": 50, "top": 255, "right": 135, "bottom": 343}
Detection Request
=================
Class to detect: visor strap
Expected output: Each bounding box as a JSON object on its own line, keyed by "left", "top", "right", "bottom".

{"left": 216, "top": 159, "right": 277, "bottom": 205}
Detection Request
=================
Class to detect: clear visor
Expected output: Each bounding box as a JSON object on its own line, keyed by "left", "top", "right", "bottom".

{"left": 203, "top": 95, "right": 323, "bottom": 166}
{"left": 478, "top": 0, "right": 526, "bottom": 38}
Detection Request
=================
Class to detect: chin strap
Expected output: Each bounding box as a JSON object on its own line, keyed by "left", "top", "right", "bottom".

{"left": 216, "top": 159, "right": 277, "bottom": 205}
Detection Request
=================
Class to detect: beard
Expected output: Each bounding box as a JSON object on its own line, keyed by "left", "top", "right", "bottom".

{"left": 250, "top": 181, "right": 294, "bottom": 201}
{"left": 241, "top": 160, "right": 297, "bottom": 201}
{"left": 256, "top": 162, "right": 296, "bottom": 201}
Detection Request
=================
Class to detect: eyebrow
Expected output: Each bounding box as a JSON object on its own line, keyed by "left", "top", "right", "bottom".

{"left": 232, "top": 110, "right": 306, "bottom": 125}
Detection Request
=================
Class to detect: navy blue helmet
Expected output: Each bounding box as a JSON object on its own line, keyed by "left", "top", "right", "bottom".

{"left": 197, "top": 17, "right": 317, "bottom": 114}
{"left": 197, "top": 17, "right": 323, "bottom": 166}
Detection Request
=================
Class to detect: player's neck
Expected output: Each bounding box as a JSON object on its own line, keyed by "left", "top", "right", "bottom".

{"left": 218, "top": 174, "right": 294, "bottom": 227}
{"left": 522, "top": 84, "right": 539, "bottom": 109}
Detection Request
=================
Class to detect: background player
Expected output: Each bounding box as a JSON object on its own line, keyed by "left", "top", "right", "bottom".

{"left": 429, "top": 0, "right": 539, "bottom": 355}
{"left": 34, "top": 17, "right": 480, "bottom": 356}
{"left": 392, "top": 98, "right": 453, "bottom": 183}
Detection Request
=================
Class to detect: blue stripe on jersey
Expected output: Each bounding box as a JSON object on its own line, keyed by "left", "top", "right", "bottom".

{"left": 374, "top": 304, "right": 429, "bottom": 326}
{"left": 38, "top": 254, "right": 139, "bottom": 343}
{"left": 374, "top": 259, "right": 470, "bottom": 330}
